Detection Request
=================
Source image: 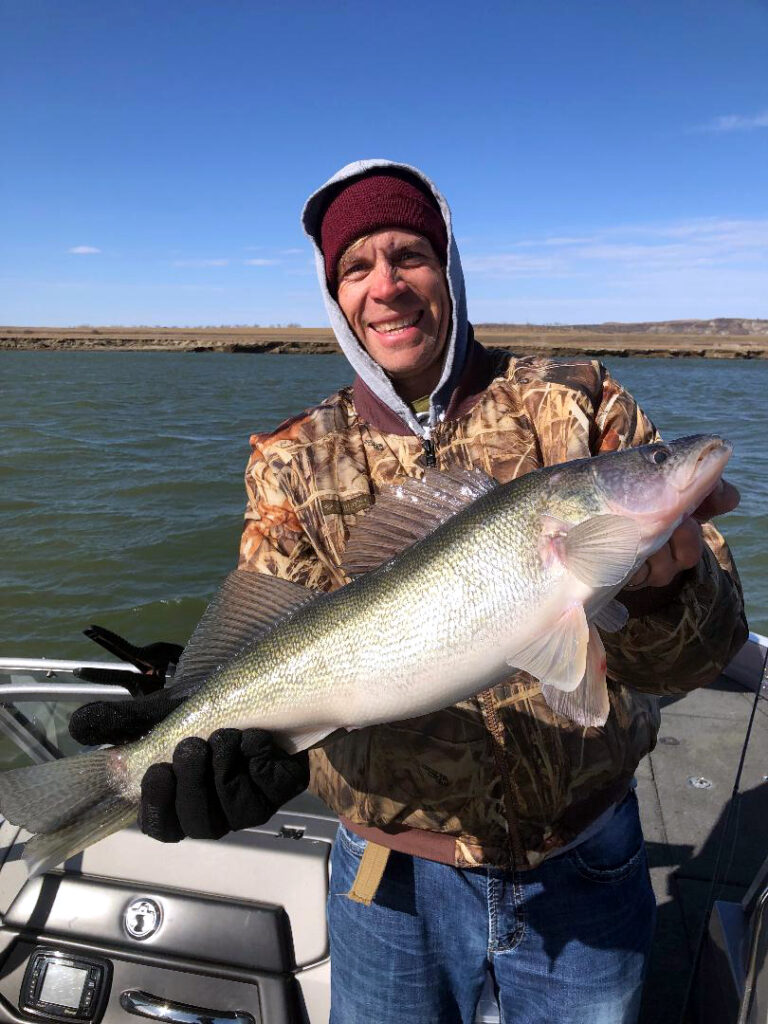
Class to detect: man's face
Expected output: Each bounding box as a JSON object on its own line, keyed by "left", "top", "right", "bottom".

{"left": 335, "top": 229, "right": 450, "bottom": 401}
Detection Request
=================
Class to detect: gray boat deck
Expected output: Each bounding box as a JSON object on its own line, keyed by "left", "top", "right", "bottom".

{"left": 637, "top": 675, "right": 767, "bottom": 1023}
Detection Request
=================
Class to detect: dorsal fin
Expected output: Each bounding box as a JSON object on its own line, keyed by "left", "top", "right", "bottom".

{"left": 343, "top": 467, "right": 497, "bottom": 577}
{"left": 171, "top": 569, "right": 316, "bottom": 697}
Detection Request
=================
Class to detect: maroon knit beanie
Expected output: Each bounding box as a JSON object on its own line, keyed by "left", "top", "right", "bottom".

{"left": 320, "top": 171, "right": 448, "bottom": 291}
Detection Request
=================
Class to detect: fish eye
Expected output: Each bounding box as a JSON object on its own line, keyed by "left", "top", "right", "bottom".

{"left": 649, "top": 446, "right": 671, "bottom": 465}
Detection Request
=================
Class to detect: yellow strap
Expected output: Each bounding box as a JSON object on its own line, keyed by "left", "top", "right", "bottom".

{"left": 347, "top": 841, "right": 391, "bottom": 906}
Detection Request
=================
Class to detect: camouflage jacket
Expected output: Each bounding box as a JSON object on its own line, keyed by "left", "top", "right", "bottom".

{"left": 238, "top": 347, "right": 747, "bottom": 869}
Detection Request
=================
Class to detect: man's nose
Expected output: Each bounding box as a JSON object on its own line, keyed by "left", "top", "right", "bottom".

{"left": 368, "top": 261, "right": 405, "bottom": 300}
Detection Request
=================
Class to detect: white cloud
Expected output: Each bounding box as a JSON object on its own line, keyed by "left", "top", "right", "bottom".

{"left": 68, "top": 245, "right": 101, "bottom": 254}
{"left": 572, "top": 219, "right": 768, "bottom": 269}
{"left": 697, "top": 110, "right": 768, "bottom": 132}
{"left": 541, "top": 235, "right": 597, "bottom": 247}
{"left": 171, "top": 258, "right": 229, "bottom": 268}
{"left": 465, "top": 218, "right": 768, "bottom": 279}
{"left": 462, "top": 252, "right": 567, "bottom": 276}
{"left": 243, "top": 258, "right": 279, "bottom": 266}
{"left": 463, "top": 216, "right": 768, "bottom": 321}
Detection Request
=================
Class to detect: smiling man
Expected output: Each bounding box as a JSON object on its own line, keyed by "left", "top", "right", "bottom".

{"left": 237, "top": 161, "right": 746, "bottom": 1023}
{"left": 320, "top": 171, "right": 452, "bottom": 403}
{"left": 73, "top": 161, "right": 747, "bottom": 1024}
{"left": 335, "top": 228, "right": 449, "bottom": 398}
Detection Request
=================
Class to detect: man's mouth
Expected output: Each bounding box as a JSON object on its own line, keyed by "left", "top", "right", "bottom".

{"left": 368, "top": 311, "right": 423, "bottom": 336}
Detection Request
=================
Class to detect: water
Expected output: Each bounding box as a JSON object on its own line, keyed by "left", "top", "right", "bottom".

{"left": 1, "top": 352, "right": 765, "bottom": 661}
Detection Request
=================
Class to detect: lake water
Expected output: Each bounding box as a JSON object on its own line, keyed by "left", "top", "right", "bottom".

{"left": 1, "top": 351, "right": 766, "bottom": 660}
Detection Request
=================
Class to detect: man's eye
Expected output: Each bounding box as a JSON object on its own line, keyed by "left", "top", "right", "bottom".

{"left": 341, "top": 262, "right": 366, "bottom": 278}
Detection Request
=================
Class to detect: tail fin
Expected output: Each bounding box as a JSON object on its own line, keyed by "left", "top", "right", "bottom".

{"left": 23, "top": 798, "right": 136, "bottom": 877}
{"left": 0, "top": 749, "right": 137, "bottom": 876}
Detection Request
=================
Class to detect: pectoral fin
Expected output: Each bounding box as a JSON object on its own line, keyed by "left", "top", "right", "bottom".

{"left": 561, "top": 515, "right": 640, "bottom": 588}
{"left": 593, "top": 599, "right": 629, "bottom": 633}
{"left": 506, "top": 603, "right": 589, "bottom": 692}
{"left": 541, "top": 624, "right": 610, "bottom": 728}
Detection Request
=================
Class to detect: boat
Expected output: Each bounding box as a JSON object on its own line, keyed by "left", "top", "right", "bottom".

{"left": 0, "top": 633, "right": 764, "bottom": 1024}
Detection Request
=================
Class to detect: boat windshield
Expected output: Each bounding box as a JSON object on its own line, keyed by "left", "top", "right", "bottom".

{"left": 0, "top": 660, "right": 134, "bottom": 769}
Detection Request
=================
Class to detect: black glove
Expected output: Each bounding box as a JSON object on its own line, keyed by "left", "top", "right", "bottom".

{"left": 69, "top": 694, "right": 310, "bottom": 843}
{"left": 69, "top": 688, "right": 185, "bottom": 745}
{"left": 140, "top": 729, "right": 310, "bottom": 842}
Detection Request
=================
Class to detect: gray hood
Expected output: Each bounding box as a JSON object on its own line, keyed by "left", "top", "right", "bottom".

{"left": 302, "top": 159, "right": 469, "bottom": 438}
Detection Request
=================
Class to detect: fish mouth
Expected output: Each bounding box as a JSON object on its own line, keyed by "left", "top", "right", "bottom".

{"left": 674, "top": 436, "right": 732, "bottom": 509}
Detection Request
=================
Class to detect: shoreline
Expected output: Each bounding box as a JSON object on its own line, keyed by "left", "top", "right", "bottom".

{"left": 2, "top": 322, "right": 767, "bottom": 359}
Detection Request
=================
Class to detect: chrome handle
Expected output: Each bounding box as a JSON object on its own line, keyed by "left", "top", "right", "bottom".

{"left": 120, "top": 990, "right": 255, "bottom": 1024}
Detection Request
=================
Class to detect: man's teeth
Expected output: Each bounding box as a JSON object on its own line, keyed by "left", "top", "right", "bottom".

{"left": 373, "top": 314, "right": 420, "bottom": 333}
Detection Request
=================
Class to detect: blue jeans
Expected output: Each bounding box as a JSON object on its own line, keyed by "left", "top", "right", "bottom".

{"left": 328, "top": 791, "right": 655, "bottom": 1024}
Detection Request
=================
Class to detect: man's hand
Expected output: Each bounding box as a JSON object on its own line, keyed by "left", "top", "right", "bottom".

{"left": 69, "top": 689, "right": 186, "bottom": 745}
{"left": 140, "top": 729, "right": 310, "bottom": 842}
{"left": 624, "top": 478, "right": 740, "bottom": 591}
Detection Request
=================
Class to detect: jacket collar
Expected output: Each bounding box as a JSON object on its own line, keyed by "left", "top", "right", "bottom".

{"left": 352, "top": 329, "right": 497, "bottom": 436}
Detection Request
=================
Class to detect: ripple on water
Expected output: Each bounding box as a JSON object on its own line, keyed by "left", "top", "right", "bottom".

{"left": 1, "top": 351, "right": 766, "bottom": 660}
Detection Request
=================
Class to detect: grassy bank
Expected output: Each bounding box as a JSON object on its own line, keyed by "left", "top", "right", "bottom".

{"left": 2, "top": 321, "right": 767, "bottom": 358}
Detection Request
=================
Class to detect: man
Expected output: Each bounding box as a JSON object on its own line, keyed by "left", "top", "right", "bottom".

{"left": 72, "top": 161, "right": 747, "bottom": 1023}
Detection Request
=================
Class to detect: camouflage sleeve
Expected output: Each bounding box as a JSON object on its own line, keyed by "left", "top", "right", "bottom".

{"left": 237, "top": 435, "right": 335, "bottom": 592}
{"left": 595, "top": 373, "right": 748, "bottom": 695}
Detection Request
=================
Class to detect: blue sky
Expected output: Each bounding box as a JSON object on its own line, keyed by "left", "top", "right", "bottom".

{"left": 2, "top": 0, "right": 767, "bottom": 326}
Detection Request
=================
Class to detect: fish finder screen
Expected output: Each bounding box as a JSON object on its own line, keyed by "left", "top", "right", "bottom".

{"left": 40, "top": 963, "right": 88, "bottom": 1009}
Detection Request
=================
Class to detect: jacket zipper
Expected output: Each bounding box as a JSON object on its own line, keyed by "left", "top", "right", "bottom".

{"left": 421, "top": 435, "right": 437, "bottom": 467}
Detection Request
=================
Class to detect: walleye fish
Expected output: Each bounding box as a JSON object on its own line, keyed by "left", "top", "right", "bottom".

{"left": 0, "top": 435, "right": 731, "bottom": 875}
